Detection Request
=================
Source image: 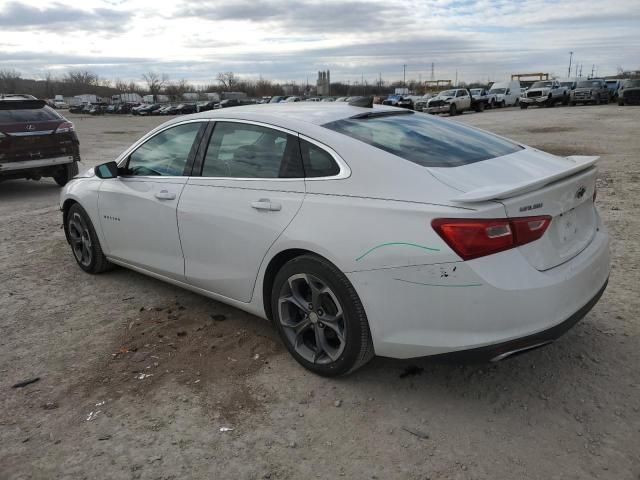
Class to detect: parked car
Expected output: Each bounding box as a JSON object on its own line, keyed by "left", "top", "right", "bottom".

{"left": 520, "top": 80, "right": 569, "bottom": 108}
{"left": 53, "top": 100, "right": 69, "bottom": 109}
{"left": 557, "top": 78, "right": 579, "bottom": 92}
{"left": 89, "top": 104, "right": 107, "bottom": 115}
{"left": 197, "top": 101, "right": 218, "bottom": 112}
{"left": 382, "top": 95, "right": 403, "bottom": 106}
{"left": 396, "top": 96, "right": 418, "bottom": 109}
{"left": 320, "top": 97, "right": 335, "bottom": 102}
{"left": 218, "top": 99, "right": 241, "bottom": 108}
{"left": 488, "top": 81, "right": 521, "bottom": 107}
{"left": 412, "top": 94, "right": 433, "bottom": 111}
{"left": 604, "top": 79, "right": 622, "bottom": 100}
{"left": 137, "top": 104, "right": 162, "bottom": 116}
{"left": 570, "top": 79, "right": 609, "bottom": 106}
{"left": 424, "top": 89, "right": 484, "bottom": 115}
{"left": 0, "top": 95, "right": 80, "bottom": 186}
{"left": 617, "top": 79, "right": 640, "bottom": 106}
{"left": 470, "top": 88, "right": 496, "bottom": 109}
{"left": 68, "top": 104, "right": 86, "bottom": 114}
{"left": 60, "top": 102, "right": 610, "bottom": 376}
{"left": 284, "top": 96, "right": 302, "bottom": 103}
{"left": 334, "top": 97, "right": 348, "bottom": 102}
{"left": 175, "top": 103, "right": 197, "bottom": 115}
{"left": 269, "top": 96, "right": 288, "bottom": 103}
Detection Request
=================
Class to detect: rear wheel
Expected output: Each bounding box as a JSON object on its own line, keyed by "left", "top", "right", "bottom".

{"left": 271, "top": 255, "right": 374, "bottom": 376}
{"left": 66, "top": 203, "right": 113, "bottom": 274}
{"left": 449, "top": 104, "right": 457, "bottom": 116}
{"left": 520, "top": 103, "right": 528, "bottom": 109}
{"left": 618, "top": 99, "right": 625, "bottom": 106}
{"left": 53, "top": 162, "right": 79, "bottom": 187}
{"left": 474, "top": 102, "right": 485, "bottom": 112}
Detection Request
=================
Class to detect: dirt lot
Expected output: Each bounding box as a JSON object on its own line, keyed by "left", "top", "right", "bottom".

{"left": 1, "top": 106, "right": 639, "bottom": 480}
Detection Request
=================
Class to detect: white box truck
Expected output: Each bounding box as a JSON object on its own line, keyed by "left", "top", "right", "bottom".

{"left": 488, "top": 80, "right": 521, "bottom": 107}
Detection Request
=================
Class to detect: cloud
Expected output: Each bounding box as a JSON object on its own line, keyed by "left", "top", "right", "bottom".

{"left": 181, "top": 0, "right": 408, "bottom": 33}
{"left": 0, "top": 2, "right": 131, "bottom": 32}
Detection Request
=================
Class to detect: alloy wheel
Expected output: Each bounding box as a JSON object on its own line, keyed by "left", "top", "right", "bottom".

{"left": 68, "top": 212, "right": 93, "bottom": 267}
{"left": 278, "top": 273, "right": 346, "bottom": 364}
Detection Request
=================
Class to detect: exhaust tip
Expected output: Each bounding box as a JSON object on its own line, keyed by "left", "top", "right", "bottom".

{"left": 490, "top": 340, "right": 554, "bottom": 362}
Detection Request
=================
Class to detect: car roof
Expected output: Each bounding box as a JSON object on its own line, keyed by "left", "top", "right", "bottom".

{"left": 182, "top": 102, "right": 401, "bottom": 127}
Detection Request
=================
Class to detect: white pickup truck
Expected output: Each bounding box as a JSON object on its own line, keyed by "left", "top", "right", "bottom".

{"left": 424, "top": 88, "right": 485, "bottom": 116}
{"left": 520, "top": 80, "right": 570, "bottom": 108}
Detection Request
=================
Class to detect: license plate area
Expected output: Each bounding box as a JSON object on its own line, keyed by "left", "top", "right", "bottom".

{"left": 557, "top": 208, "right": 579, "bottom": 245}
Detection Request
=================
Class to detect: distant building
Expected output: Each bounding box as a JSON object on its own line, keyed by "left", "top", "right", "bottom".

{"left": 282, "top": 84, "right": 296, "bottom": 96}
{"left": 317, "top": 70, "right": 331, "bottom": 96}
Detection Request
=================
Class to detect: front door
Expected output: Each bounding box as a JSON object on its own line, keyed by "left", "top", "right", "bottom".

{"left": 98, "top": 121, "right": 205, "bottom": 279}
{"left": 178, "top": 120, "right": 307, "bottom": 302}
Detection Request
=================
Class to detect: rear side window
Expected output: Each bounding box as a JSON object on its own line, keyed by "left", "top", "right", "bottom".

{"left": 0, "top": 106, "right": 60, "bottom": 123}
{"left": 202, "top": 122, "right": 304, "bottom": 178}
{"left": 323, "top": 112, "right": 522, "bottom": 168}
{"left": 300, "top": 139, "right": 340, "bottom": 177}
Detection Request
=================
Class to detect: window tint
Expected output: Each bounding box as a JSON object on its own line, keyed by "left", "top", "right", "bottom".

{"left": 127, "top": 122, "right": 201, "bottom": 176}
{"left": 0, "top": 106, "right": 60, "bottom": 123}
{"left": 300, "top": 139, "right": 340, "bottom": 177}
{"left": 323, "top": 112, "right": 522, "bottom": 168}
{"left": 202, "top": 122, "right": 303, "bottom": 178}
{"left": 456, "top": 90, "right": 466, "bottom": 97}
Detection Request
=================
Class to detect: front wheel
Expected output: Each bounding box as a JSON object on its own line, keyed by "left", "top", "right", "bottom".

{"left": 66, "top": 203, "right": 113, "bottom": 274}
{"left": 449, "top": 104, "right": 457, "bottom": 116}
{"left": 271, "top": 255, "right": 374, "bottom": 376}
{"left": 53, "top": 162, "right": 79, "bottom": 187}
{"left": 520, "top": 103, "right": 528, "bottom": 109}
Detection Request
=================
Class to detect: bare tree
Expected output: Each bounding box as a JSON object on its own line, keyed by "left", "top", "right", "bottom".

{"left": 216, "top": 72, "right": 237, "bottom": 90}
{"left": 114, "top": 78, "right": 128, "bottom": 92}
{"left": 0, "top": 69, "right": 22, "bottom": 93}
{"left": 142, "top": 71, "right": 168, "bottom": 101}
{"left": 63, "top": 70, "right": 99, "bottom": 87}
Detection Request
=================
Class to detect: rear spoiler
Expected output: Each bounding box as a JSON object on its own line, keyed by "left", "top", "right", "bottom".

{"left": 451, "top": 156, "right": 599, "bottom": 203}
{"left": 0, "top": 99, "right": 46, "bottom": 110}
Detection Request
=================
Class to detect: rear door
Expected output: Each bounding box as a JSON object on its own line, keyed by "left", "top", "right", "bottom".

{"left": 178, "top": 120, "right": 306, "bottom": 302}
{"left": 98, "top": 120, "right": 206, "bottom": 279}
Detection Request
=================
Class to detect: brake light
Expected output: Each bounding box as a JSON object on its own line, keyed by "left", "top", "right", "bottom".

{"left": 432, "top": 216, "right": 552, "bottom": 260}
{"left": 55, "top": 121, "right": 74, "bottom": 133}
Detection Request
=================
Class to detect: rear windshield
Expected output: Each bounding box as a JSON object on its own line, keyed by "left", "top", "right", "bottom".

{"left": 0, "top": 106, "right": 60, "bottom": 123}
{"left": 323, "top": 112, "right": 522, "bottom": 168}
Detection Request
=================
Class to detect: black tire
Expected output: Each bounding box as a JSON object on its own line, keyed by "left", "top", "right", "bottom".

{"left": 66, "top": 203, "right": 113, "bottom": 274}
{"left": 474, "top": 101, "right": 485, "bottom": 112}
{"left": 449, "top": 103, "right": 457, "bottom": 116}
{"left": 53, "top": 162, "right": 79, "bottom": 187}
{"left": 271, "top": 255, "right": 374, "bottom": 376}
{"left": 570, "top": 102, "right": 576, "bottom": 106}
{"left": 562, "top": 95, "right": 569, "bottom": 106}
{"left": 618, "top": 99, "right": 624, "bottom": 106}
{"left": 520, "top": 103, "right": 528, "bottom": 109}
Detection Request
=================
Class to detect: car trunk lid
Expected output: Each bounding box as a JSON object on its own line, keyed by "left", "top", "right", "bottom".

{"left": 428, "top": 148, "right": 599, "bottom": 270}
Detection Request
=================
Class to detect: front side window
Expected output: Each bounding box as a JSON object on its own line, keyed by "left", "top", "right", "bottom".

{"left": 127, "top": 122, "right": 201, "bottom": 176}
{"left": 202, "top": 122, "right": 303, "bottom": 178}
{"left": 323, "top": 112, "right": 522, "bottom": 168}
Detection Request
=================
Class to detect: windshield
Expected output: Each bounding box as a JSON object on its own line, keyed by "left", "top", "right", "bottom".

{"left": 470, "top": 89, "right": 482, "bottom": 95}
{"left": 559, "top": 82, "right": 574, "bottom": 87}
{"left": 438, "top": 90, "right": 456, "bottom": 97}
{"left": 531, "top": 81, "right": 553, "bottom": 89}
{"left": 489, "top": 88, "right": 506, "bottom": 94}
{"left": 577, "top": 81, "right": 601, "bottom": 88}
{"left": 323, "top": 112, "right": 521, "bottom": 168}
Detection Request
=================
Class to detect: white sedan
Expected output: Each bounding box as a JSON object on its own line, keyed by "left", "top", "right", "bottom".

{"left": 60, "top": 101, "right": 610, "bottom": 376}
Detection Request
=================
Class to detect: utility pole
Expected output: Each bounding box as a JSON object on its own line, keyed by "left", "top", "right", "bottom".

{"left": 455, "top": 70, "right": 458, "bottom": 87}
{"left": 403, "top": 64, "right": 406, "bottom": 87}
{"left": 568, "top": 51, "right": 574, "bottom": 78}
{"left": 430, "top": 62, "right": 435, "bottom": 81}
{"left": 362, "top": 73, "right": 364, "bottom": 95}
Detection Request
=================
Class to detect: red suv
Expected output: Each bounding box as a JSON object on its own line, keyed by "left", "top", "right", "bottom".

{"left": 0, "top": 94, "right": 80, "bottom": 186}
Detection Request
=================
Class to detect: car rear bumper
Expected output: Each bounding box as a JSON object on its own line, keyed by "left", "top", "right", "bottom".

{"left": 0, "top": 156, "right": 75, "bottom": 173}
{"left": 347, "top": 222, "right": 610, "bottom": 359}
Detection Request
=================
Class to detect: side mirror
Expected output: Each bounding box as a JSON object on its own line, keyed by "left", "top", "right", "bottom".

{"left": 95, "top": 161, "right": 119, "bottom": 179}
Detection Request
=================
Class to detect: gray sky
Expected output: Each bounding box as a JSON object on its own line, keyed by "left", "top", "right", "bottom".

{"left": 0, "top": 0, "right": 638, "bottom": 85}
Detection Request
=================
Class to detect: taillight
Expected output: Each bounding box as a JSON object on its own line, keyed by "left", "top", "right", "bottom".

{"left": 55, "top": 121, "right": 74, "bottom": 133}
{"left": 432, "top": 216, "right": 552, "bottom": 261}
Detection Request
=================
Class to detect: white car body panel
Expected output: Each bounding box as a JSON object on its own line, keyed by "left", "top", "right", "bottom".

{"left": 60, "top": 103, "right": 610, "bottom": 361}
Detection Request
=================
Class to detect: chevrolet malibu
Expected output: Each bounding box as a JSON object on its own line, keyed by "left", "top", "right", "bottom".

{"left": 60, "top": 102, "right": 610, "bottom": 376}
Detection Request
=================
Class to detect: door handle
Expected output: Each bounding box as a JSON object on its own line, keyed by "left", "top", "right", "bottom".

{"left": 251, "top": 199, "right": 282, "bottom": 211}
{"left": 154, "top": 190, "right": 176, "bottom": 200}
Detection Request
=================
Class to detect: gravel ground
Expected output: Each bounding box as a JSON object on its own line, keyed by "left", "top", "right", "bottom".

{"left": 1, "top": 106, "right": 638, "bottom": 480}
